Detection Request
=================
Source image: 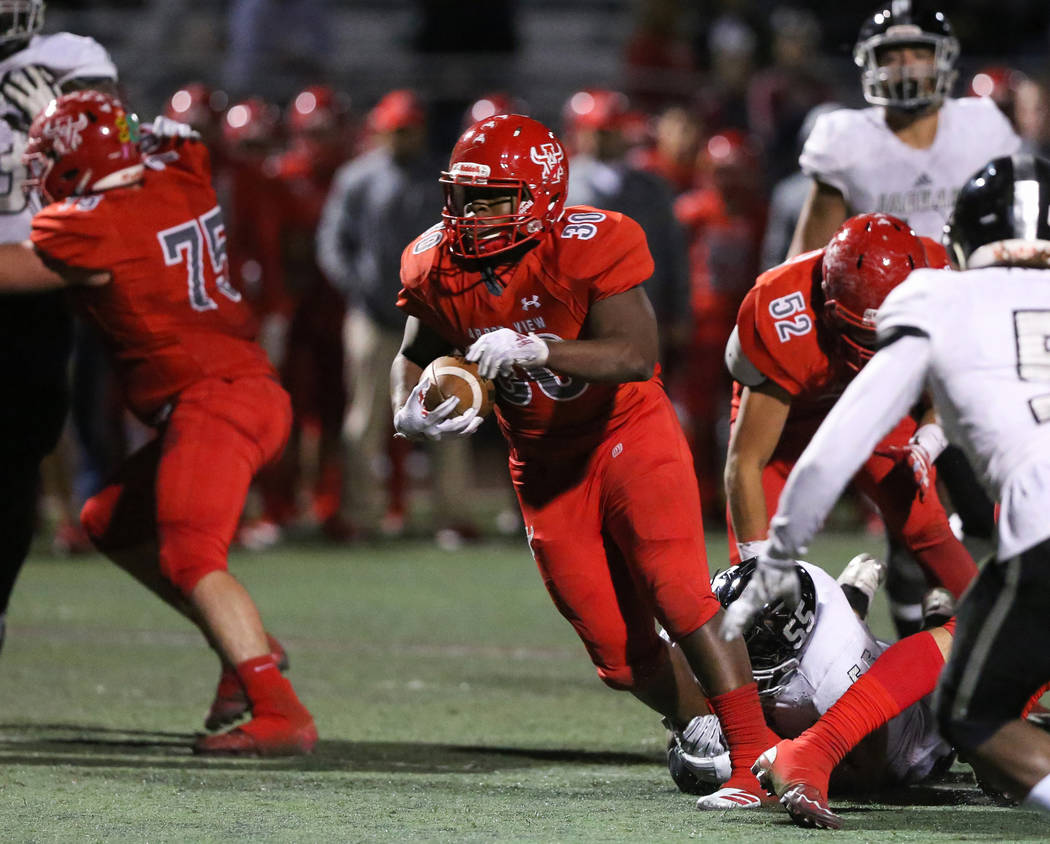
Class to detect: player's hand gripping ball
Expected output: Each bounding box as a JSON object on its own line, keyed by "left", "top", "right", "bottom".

{"left": 422, "top": 355, "right": 495, "bottom": 418}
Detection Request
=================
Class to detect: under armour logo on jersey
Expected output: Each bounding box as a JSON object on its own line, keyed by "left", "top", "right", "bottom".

{"left": 530, "top": 143, "right": 564, "bottom": 180}
{"left": 521, "top": 295, "right": 541, "bottom": 311}
{"left": 43, "top": 112, "right": 89, "bottom": 155}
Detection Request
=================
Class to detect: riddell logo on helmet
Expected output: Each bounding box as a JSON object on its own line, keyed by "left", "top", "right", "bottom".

{"left": 44, "top": 113, "right": 89, "bottom": 155}
{"left": 530, "top": 143, "right": 564, "bottom": 180}
{"left": 451, "top": 162, "right": 491, "bottom": 179}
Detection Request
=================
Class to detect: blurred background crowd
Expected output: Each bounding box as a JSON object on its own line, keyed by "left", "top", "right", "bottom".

{"left": 37, "top": 0, "right": 1050, "bottom": 553}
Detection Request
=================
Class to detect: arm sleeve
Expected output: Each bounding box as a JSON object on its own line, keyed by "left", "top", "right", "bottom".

{"left": 798, "top": 112, "right": 849, "bottom": 196}
{"left": 49, "top": 34, "right": 118, "bottom": 84}
{"left": 768, "top": 334, "right": 931, "bottom": 557}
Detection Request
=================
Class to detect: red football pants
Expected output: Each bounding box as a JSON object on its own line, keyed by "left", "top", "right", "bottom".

{"left": 511, "top": 392, "right": 721, "bottom": 691}
{"left": 727, "top": 414, "right": 977, "bottom": 597}
{"left": 81, "top": 376, "right": 292, "bottom": 595}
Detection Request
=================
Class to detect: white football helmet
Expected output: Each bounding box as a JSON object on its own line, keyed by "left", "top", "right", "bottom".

{"left": 0, "top": 0, "right": 44, "bottom": 51}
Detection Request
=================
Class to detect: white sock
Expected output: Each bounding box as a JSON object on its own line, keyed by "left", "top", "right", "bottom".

{"left": 1022, "top": 771, "right": 1050, "bottom": 811}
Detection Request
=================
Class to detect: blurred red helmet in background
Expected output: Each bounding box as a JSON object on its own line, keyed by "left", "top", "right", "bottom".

{"left": 287, "top": 84, "right": 350, "bottom": 135}
{"left": 164, "top": 82, "right": 227, "bottom": 134}
{"left": 368, "top": 89, "right": 425, "bottom": 133}
{"left": 223, "top": 97, "right": 281, "bottom": 150}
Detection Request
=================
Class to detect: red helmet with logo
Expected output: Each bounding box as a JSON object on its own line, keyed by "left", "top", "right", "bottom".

{"left": 821, "top": 213, "right": 927, "bottom": 370}
{"left": 440, "top": 114, "right": 568, "bottom": 259}
{"left": 24, "top": 90, "right": 143, "bottom": 204}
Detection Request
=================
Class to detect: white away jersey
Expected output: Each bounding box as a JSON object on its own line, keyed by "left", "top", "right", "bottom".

{"left": 0, "top": 33, "right": 117, "bottom": 239}
{"left": 768, "top": 563, "right": 950, "bottom": 785}
{"left": 800, "top": 98, "right": 1020, "bottom": 239}
{"left": 878, "top": 267, "right": 1050, "bottom": 558}
{"left": 765, "top": 562, "right": 880, "bottom": 738}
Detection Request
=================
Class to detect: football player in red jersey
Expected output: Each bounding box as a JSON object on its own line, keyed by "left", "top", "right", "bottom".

{"left": 725, "top": 213, "right": 975, "bottom": 594}
{"left": 251, "top": 85, "right": 352, "bottom": 534}
{"left": 0, "top": 91, "right": 316, "bottom": 756}
{"left": 719, "top": 214, "right": 970, "bottom": 825}
{"left": 390, "top": 114, "right": 780, "bottom": 810}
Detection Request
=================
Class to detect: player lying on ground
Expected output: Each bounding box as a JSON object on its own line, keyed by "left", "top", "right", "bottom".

{"left": 724, "top": 153, "right": 1050, "bottom": 823}
{"left": 667, "top": 558, "right": 955, "bottom": 802}
{"left": 0, "top": 92, "right": 315, "bottom": 756}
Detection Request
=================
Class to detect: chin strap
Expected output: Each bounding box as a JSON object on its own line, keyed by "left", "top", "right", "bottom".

{"left": 481, "top": 265, "right": 503, "bottom": 296}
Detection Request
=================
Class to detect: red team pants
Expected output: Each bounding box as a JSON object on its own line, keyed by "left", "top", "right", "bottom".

{"left": 727, "top": 414, "right": 977, "bottom": 597}
{"left": 510, "top": 392, "right": 721, "bottom": 691}
{"left": 81, "top": 376, "right": 292, "bottom": 595}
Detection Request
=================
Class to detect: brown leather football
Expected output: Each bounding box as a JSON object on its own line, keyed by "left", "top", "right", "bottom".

{"left": 422, "top": 355, "right": 495, "bottom": 418}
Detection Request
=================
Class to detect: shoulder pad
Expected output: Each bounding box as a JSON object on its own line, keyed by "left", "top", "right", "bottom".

{"left": 725, "top": 325, "right": 767, "bottom": 387}
{"left": 400, "top": 222, "right": 446, "bottom": 289}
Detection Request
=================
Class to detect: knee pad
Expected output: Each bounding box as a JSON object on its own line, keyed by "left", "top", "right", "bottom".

{"left": 158, "top": 525, "right": 229, "bottom": 596}
{"left": 596, "top": 642, "right": 671, "bottom": 692}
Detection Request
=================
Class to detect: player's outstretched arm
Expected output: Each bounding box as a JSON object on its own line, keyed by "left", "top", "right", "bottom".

{"left": 787, "top": 180, "right": 849, "bottom": 259}
{"left": 725, "top": 381, "right": 791, "bottom": 559}
{"left": 0, "top": 242, "right": 69, "bottom": 291}
{"left": 543, "top": 285, "right": 658, "bottom": 382}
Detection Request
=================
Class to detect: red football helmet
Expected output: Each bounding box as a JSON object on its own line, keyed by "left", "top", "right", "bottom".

{"left": 821, "top": 213, "right": 927, "bottom": 370}
{"left": 222, "top": 97, "right": 280, "bottom": 150}
{"left": 287, "top": 84, "right": 349, "bottom": 135}
{"left": 368, "top": 89, "right": 425, "bottom": 133}
{"left": 24, "top": 91, "right": 143, "bottom": 204}
{"left": 164, "top": 82, "right": 227, "bottom": 133}
{"left": 562, "top": 89, "right": 631, "bottom": 132}
{"left": 440, "top": 114, "right": 567, "bottom": 259}
{"left": 969, "top": 66, "right": 1027, "bottom": 124}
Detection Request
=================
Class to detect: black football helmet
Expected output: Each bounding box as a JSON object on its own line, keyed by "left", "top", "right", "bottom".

{"left": 945, "top": 154, "right": 1050, "bottom": 269}
{"left": 0, "top": 0, "right": 44, "bottom": 57}
{"left": 711, "top": 559, "right": 818, "bottom": 698}
{"left": 854, "top": 2, "right": 958, "bottom": 111}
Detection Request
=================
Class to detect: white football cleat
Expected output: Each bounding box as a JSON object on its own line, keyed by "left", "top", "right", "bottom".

{"left": 695, "top": 786, "right": 767, "bottom": 810}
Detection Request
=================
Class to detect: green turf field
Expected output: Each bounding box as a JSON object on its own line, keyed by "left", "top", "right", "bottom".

{"left": 0, "top": 531, "right": 1044, "bottom": 841}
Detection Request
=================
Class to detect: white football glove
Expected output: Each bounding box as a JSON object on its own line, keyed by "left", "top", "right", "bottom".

{"left": 466, "top": 328, "right": 549, "bottom": 379}
{"left": 393, "top": 378, "right": 484, "bottom": 442}
{"left": 1, "top": 65, "right": 60, "bottom": 131}
{"left": 721, "top": 549, "right": 801, "bottom": 643}
{"left": 140, "top": 115, "right": 200, "bottom": 154}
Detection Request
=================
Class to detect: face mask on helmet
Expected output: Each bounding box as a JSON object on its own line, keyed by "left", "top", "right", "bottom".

{"left": 711, "top": 559, "right": 818, "bottom": 698}
{"left": 821, "top": 213, "right": 927, "bottom": 371}
{"left": 0, "top": 0, "right": 44, "bottom": 54}
{"left": 854, "top": 4, "right": 959, "bottom": 111}
{"left": 440, "top": 114, "right": 567, "bottom": 260}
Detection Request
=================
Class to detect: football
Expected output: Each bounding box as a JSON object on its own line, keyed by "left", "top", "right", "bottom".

{"left": 422, "top": 355, "right": 496, "bottom": 418}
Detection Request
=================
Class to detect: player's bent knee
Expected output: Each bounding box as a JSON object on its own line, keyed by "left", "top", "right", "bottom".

{"left": 158, "top": 527, "right": 229, "bottom": 596}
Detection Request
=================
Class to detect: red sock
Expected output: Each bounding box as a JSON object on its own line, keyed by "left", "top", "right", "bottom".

{"left": 709, "top": 682, "right": 779, "bottom": 786}
{"left": 235, "top": 654, "right": 309, "bottom": 721}
{"left": 797, "top": 627, "right": 948, "bottom": 773}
